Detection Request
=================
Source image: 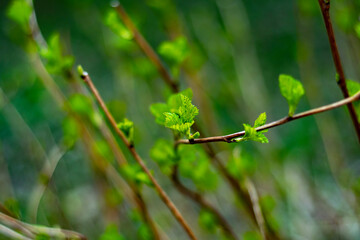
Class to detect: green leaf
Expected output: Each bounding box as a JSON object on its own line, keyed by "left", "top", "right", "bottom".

{"left": 100, "top": 224, "right": 125, "bottom": 240}
{"left": 104, "top": 10, "right": 133, "bottom": 40}
{"left": 355, "top": 22, "right": 360, "bottom": 39}
{"left": 254, "top": 112, "right": 267, "bottom": 128}
{"left": 227, "top": 148, "right": 256, "bottom": 179}
{"left": 68, "top": 94, "right": 93, "bottom": 117}
{"left": 62, "top": 116, "right": 80, "bottom": 148}
{"left": 198, "top": 210, "right": 218, "bottom": 233}
{"left": 150, "top": 103, "right": 170, "bottom": 125}
{"left": 117, "top": 118, "right": 134, "bottom": 144}
{"left": 6, "top": 0, "right": 32, "bottom": 32}
{"left": 150, "top": 88, "right": 198, "bottom": 138}
{"left": 235, "top": 113, "right": 269, "bottom": 143}
{"left": 279, "top": 74, "right": 305, "bottom": 116}
{"left": 346, "top": 79, "right": 360, "bottom": 121}
{"left": 178, "top": 145, "right": 218, "bottom": 191}
{"left": 164, "top": 94, "right": 198, "bottom": 137}
{"left": 167, "top": 88, "right": 193, "bottom": 110}
{"left": 189, "top": 131, "right": 200, "bottom": 139}
{"left": 150, "top": 139, "right": 177, "bottom": 175}
{"left": 158, "top": 36, "right": 189, "bottom": 66}
{"left": 40, "top": 34, "right": 74, "bottom": 74}
{"left": 93, "top": 140, "right": 113, "bottom": 163}
{"left": 122, "top": 164, "right": 153, "bottom": 187}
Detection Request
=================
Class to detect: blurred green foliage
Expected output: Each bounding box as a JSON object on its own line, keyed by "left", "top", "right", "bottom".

{"left": 1, "top": 0, "right": 360, "bottom": 239}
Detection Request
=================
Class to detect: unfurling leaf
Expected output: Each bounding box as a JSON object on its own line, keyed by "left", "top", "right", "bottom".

{"left": 279, "top": 74, "right": 305, "bottom": 116}
{"left": 117, "top": 118, "right": 134, "bottom": 144}
{"left": 150, "top": 88, "right": 199, "bottom": 139}
{"left": 235, "top": 113, "right": 269, "bottom": 143}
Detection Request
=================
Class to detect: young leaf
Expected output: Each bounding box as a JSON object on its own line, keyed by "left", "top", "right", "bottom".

{"left": 227, "top": 148, "right": 256, "bottom": 179}
{"left": 235, "top": 113, "right": 269, "bottom": 143}
{"left": 254, "top": 112, "right": 267, "bottom": 128}
{"left": 40, "top": 34, "right": 74, "bottom": 74}
{"left": 122, "top": 164, "right": 153, "bottom": 187}
{"left": 150, "top": 139, "right": 177, "bottom": 175}
{"left": 104, "top": 10, "right": 133, "bottom": 40}
{"left": 117, "top": 118, "right": 134, "bottom": 144}
{"left": 150, "top": 88, "right": 199, "bottom": 138}
{"left": 346, "top": 79, "right": 360, "bottom": 121}
{"left": 150, "top": 103, "right": 170, "bottom": 125}
{"left": 178, "top": 145, "right": 218, "bottom": 191}
{"left": 158, "top": 37, "right": 189, "bottom": 66}
{"left": 198, "top": 210, "right": 218, "bottom": 233}
{"left": 279, "top": 74, "right": 305, "bottom": 116}
{"left": 6, "top": 0, "right": 32, "bottom": 32}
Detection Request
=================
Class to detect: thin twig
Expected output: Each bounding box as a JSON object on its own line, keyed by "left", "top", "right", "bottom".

{"left": 317, "top": 0, "right": 360, "bottom": 142}
{"left": 112, "top": 1, "right": 179, "bottom": 92}
{"left": 80, "top": 72, "right": 197, "bottom": 240}
{"left": 171, "top": 166, "right": 237, "bottom": 240}
{"left": 177, "top": 91, "right": 360, "bottom": 145}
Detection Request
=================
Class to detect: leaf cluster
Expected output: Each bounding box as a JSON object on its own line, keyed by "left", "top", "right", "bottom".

{"left": 40, "top": 34, "right": 74, "bottom": 74}
{"left": 117, "top": 118, "right": 134, "bottom": 145}
{"left": 235, "top": 112, "right": 269, "bottom": 143}
{"left": 150, "top": 88, "right": 199, "bottom": 139}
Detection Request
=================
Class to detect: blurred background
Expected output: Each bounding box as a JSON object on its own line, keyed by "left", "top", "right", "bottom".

{"left": 1, "top": 0, "right": 360, "bottom": 239}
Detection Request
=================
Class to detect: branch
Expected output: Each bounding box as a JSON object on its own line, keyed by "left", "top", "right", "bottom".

{"left": 80, "top": 72, "right": 197, "bottom": 240}
{"left": 171, "top": 166, "right": 237, "bottom": 240}
{"left": 0, "top": 212, "right": 86, "bottom": 240}
{"left": 317, "top": 0, "right": 360, "bottom": 142}
{"left": 177, "top": 91, "right": 360, "bottom": 145}
{"left": 112, "top": 1, "right": 179, "bottom": 92}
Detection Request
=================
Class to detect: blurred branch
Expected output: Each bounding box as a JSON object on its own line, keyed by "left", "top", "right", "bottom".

{"left": 112, "top": 1, "right": 179, "bottom": 92}
{"left": 177, "top": 91, "right": 360, "bottom": 144}
{"left": 171, "top": 166, "right": 237, "bottom": 240}
{"left": 0, "top": 224, "right": 32, "bottom": 240}
{"left": 80, "top": 71, "right": 197, "bottom": 240}
{"left": 317, "top": 0, "right": 360, "bottom": 142}
{"left": 0, "top": 212, "right": 86, "bottom": 239}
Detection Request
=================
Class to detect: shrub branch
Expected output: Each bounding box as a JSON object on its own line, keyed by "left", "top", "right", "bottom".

{"left": 317, "top": 0, "right": 360, "bottom": 142}
{"left": 177, "top": 91, "right": 360, "bottom": 145}
{"left": 80, "top": 72, "right": 197, "bottom": 240}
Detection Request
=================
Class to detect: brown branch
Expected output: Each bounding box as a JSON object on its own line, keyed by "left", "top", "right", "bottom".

{"left": 317, "top": 0, "right": 360, "bottom": 142}
{"left": 112, "top": 1, "right": 179, "bottom": 92}
{"left": 80, "top": 72, "right": 197, "bottom": 240}
{"left": 171, "top": 166, "right": 237, "bottom": 240}
{"left": 177, "top": 91, "right": 360, "bottom": 145}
